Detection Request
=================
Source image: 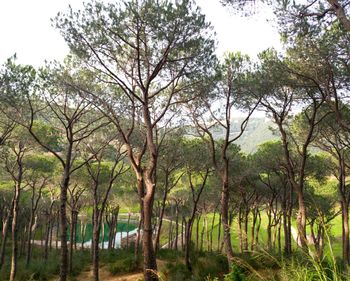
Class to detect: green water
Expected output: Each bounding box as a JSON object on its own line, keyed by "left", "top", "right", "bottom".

{"left": 69, "top": 221, "right": 137, "bottom": 243}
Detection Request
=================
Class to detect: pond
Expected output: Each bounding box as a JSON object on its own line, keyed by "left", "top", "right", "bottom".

{"left": 68, "top": 220, "right": 138, "bottom": 249}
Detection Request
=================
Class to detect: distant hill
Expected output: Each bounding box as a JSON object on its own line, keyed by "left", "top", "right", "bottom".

{"left": 212, "top": 117, "right": 279, "bottom": 154}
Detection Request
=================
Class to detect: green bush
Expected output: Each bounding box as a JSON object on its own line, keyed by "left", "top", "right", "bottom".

{"left": 108, "top": 256, "right": 137, "bottom": 275}
{"left": 164, "top": 262, "right": 192, "bottom": 281}
{"left": 193, "top": 253, "right": 228, "bottom": 280}
{"left": 223, "top": 265, "right": 247, "bottom": 281}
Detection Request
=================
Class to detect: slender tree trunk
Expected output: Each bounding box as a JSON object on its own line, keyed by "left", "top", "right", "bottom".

{"left": 168, "top": 218, "right": 173, "bottom": 249}
{"left": 251, "top": 209, "right": 257, "bottom": 251}
{"left": 243, "top": 208, "right": 249, "bottom": 251}
{"left": 255, "top": 210, "right": 261, "bottom": 246}
{"left": 44, "top": 204, "right": 54, "bottom": 261}
{"left": 185, "top": 217, "right": 194, "bottom": 271}
{"left": 339, "top": 156, "right": 350, "bottom": 265}
{"left": 10, "top": 178, "right": 21, "bottom": 281}
{"left": 267, "top": 205, "right": 272, "bottom": 251}
{"left": 142, "top": 195, "right": 158, "bottom": 281}
{"left": 175, "top": 203, "right": 179, "bottom": 250}
{"left": 92, "top": 217, "right": 101, "bottom": 281}
{"left": 135, "top": 214, "right": 142, "bottom": 261}
{"left": 155, "top": 185, "right": 168, "bottom": 252}
{"left": 127, "top": 213, "right": 131, "bottom": 249}
{"left": 56, "top": 212, "right": 59, "bottom": 250}
{"left": 277, "top": 220, "right": 281, "bottom": 255}
{"left": 92, "top": 213, "right": 101, "bottom": 281}
{"left": 49, "top": 215, "right": 54, "bottom": 251}
{"left": 0, "top": 207, "right": 12, "bottom": 270}
{"left": 26, "top": 212, "right": 34, "bottom": 266}
{"left": 196, "top": 214, "right": 201, "bottom": 251}
{"left": 221, "top": 166, "right": 234, "bottom": 261}
{"left": 238, "top": 207, "right": 243, "bottom": 253}
{"left": 200, "top": 218, "right": 205, "bottom": 252}
{"left": 181, "top": 216, "right": 185, "bottom": 251}
{"left": 217, "top": 212, "right": 222, "bottom": 252}
{"left": 59, "top": 164, "right": 70, "bottom": 281}
{"left": 210, "top": 212, "right": 216, "bottom": 252}
{"left": 68, "top": 210, "right": 74, "bottom": 274}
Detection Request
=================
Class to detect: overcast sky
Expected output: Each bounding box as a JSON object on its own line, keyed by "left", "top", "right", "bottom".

{"left": 0, "top": 0, "right": 281, "bottom": 67}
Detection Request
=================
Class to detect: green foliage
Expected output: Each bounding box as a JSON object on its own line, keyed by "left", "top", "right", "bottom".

{"left": 30, "top": 121, "right": 62, "bottom": 152}
{"left": 108, "top": 256, "right": 137, "bottom": 275}
{"left": 223, "top": 264, "right": 247, "bottom": 281}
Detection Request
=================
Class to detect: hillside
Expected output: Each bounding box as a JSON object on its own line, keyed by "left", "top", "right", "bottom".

{"left": 213, "top": 117, "right": 279, "bottom": 153}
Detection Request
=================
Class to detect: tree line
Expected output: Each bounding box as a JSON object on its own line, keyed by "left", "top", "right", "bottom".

{"left": 1, "top": 0, "right": 350, "bottom": 281}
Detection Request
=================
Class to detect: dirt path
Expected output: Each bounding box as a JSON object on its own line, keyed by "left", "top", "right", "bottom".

{"left": 74, "top": 259, "right": 169, "bottom": 281}
{"left": 75, "top": 267, "right": 143, "bottom": 281}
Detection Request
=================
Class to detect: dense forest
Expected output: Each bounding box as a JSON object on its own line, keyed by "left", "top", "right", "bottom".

{"left": 1, "top": 0, "right": 350, "bottom": 280}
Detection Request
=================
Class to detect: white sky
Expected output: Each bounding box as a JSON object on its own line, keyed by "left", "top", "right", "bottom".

{"left": 0, "top": 0, "right": 282, "bottom": 67}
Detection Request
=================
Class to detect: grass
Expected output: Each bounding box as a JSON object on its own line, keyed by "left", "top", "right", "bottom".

{"left": 160, "top": 211, "right": 346, "bottom": 259}
{"left": 0, "top": 246, "right": 91, "bottom": 281}
{"left": 1, "top": 211, "right": 347, "bottom": 281}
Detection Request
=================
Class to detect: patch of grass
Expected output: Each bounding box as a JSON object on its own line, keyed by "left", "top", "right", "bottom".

{"left": 108, "top": 256, "right": 137, "bottom": 275}
{"left": 157, "top": 249, "right": 183, "bottom": 262}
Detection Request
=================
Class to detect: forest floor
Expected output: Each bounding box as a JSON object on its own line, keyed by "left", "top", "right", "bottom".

{"left": 75, "top": 267, "right": 143, "bottom": 281}
{"left": 74, "top": 259, "right": 169, "bottom": 281}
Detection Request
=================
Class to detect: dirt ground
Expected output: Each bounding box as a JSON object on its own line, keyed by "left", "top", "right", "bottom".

{"left": 75, "top": 267, "right": 143, "bottom": 281}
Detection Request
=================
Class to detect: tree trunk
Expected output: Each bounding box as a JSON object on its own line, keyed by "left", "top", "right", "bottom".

{"left": 155, "top": 184, "right": 168, "bottom": 252}
{"left": 92, "top": 212, "right": 101, "bottom": 281}
{"left": 255, "top": 210, "right": 261, "bottom": 246}
{"left": 142, "top": 195, "right": 158, "bottom": 281}
{"left": 196, "top": 214, "right": 201, "bottom": 251}
{"left": 59, "top": 165, "right": 70, "bottom": 281}
{"left": 68, "top": 210, "right": 75, "bottom": 274}
{"left": 238, "top": 207, "right": 243, "bottom": 253}
{"left": 175, "top": 203, "right": 179, "bottom": 250}
{"left": 44, "top": 204, "right": 54, "bottom": 261}
{"left": 135, "top": 214, "right": 142, "bottom": 262}
{"left": 251, "top": 208, "right": 257, "bottom": 251}
{"left": 220, "top": 167, "right": 234, "bottom": 261}
{"left": 10, "top": 179, "right": 21, "bottom": 281}
{"left": 210, "top": 212, "right": 216, "bottom": 252}
{"left": 243, "top": 208, "right": 249, "bottom": 251}
{"left": 0, "top": 205, "right": 12, "bottom": 270}
{"left": 267, "top": 204, "right": 272, "bottom": 251}
{"left": 217, "top": 212, "right": 222, "bottom": 252}
{"left": 25, "top": 211, "right": 34, "bottom": 266}
{"left": 127, "top": 213, "right": 131, "bottom": 249}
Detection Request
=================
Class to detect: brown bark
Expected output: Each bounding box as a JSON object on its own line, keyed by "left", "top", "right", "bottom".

{"left": 142, "top": 194, "right": 158, "bottom": 281}
{"left": 174, "top": 203, "right": 179, "bottom": 251}
{"left": 339, "top": 155, "right": 350, "bottom": 264}
{"left": 9, "top": 147, "right": 24, "bottom": 281}
{"left": 185, "top": 170, "right": 209, "bottom": 271}
{"left": 155, "top": 186, "right": 168, "bottom": 252}
{"left": 26, "top": 182, "right": 44, "bottom": 266}
{"left": 210, "top": 211, "right": 216, "bottom": 252}
{"left": 195, "top": 214, "right": 201, "bottom": 251}
{"left": 9, "top": 181, "right": 21, "bottom": 281}
{"left": 44, "top": 201, "right": 55, "bottom": 261}
{"left": 217, "top": 212, "right": 222, "bottom": 252}
{"left": 59, "top": 165, "right": 70, "bottom": 281}
{"left": 0, "top": 203, "right": 12, "bottom": 270}
{"left": 220, "top": 162, "right": 235, "bottom": 260}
